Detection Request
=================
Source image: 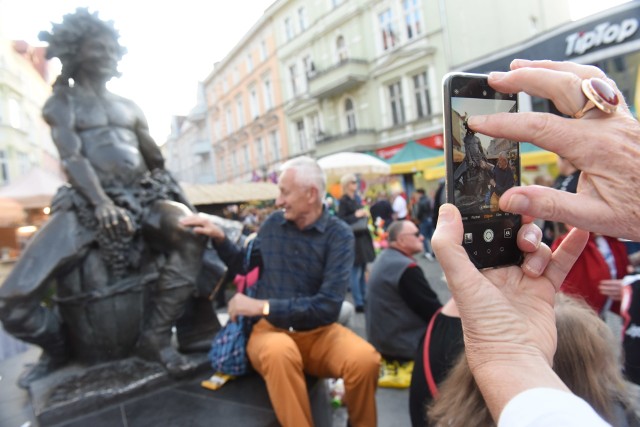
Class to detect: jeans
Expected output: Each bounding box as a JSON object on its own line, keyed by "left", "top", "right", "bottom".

{"left": 350, "top": 264, "right": 367, "bottom": 308}
{"left": 419, "top": 218, "right": 434, "bottom": 255}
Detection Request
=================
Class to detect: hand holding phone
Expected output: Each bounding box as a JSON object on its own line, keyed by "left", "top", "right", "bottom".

{"left": 443, "top": 73, "right": 522, "bottom": 269}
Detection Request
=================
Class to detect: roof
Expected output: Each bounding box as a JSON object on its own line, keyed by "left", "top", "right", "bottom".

{"left": 180, "top": 182, "right": 279, "bottom": 205}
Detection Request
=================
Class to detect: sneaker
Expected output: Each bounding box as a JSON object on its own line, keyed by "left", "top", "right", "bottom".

{"left": 378, "top": 359, "right": 413, "bottom": 389}
{"left": 424, "top": 253, "right": 434, "bottom": 261}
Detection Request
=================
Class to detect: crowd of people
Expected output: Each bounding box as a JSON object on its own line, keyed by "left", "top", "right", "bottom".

{"left": 182, "top": 59, "right": 640, "bottom": 427}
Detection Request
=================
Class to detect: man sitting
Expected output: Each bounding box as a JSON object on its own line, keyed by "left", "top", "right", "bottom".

{"left": 366, "top": 220, "right": 442, "bottom": 388}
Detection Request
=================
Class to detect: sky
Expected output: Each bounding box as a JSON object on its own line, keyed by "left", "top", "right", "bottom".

{"left": 0, "top": 0, "right": 631, "bottom": 144}
{"left": 0, "top": 0, "right": 276, "bottom": 143}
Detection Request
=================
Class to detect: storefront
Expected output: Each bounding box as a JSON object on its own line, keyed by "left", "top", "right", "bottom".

{"left": 461, "top": 1, "right": 640, "bottom": 118}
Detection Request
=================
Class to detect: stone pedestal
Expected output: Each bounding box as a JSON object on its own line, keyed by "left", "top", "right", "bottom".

{"left": 0, "top": 349, "right": 331, "bottom": 427}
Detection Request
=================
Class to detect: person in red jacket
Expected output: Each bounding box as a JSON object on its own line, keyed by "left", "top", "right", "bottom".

{"left": 552, "top": 232, "right": 629, "bottom": 315}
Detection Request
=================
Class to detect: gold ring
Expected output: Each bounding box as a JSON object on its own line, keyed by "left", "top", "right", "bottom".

{"left": 573, "top": 78, "right": 619, "bottom": 119}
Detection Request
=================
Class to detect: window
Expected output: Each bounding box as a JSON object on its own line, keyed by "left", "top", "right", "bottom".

{"left": 389, "top": 81, "right": 405, "bottom": 125}
{"left": 256, "top": 137, "right": 266, "bottom": 165}
{"left": 336, "top": 35, "right": 348, "bottom": 62}
{"left": 236, "top": 96, "right": 245, "bottom": 127}
{"left": 232, "top": 149, "right": 239, "bottom": 172}
{"left": 9, "top": 98, "right": 21, "bottom": 129}
{"left": 263, "top": 77, "right": 274, "bottom": 110}
{"left": 243, "top": 145, "right": 251, "bottom": 172}
{"left": 379, "top": 9, "right": 398, "bottom": 51}
{"left": 289, "top": 64, "right": 299, "bottom": 96}
{"left": 309, "top": 113, "right": 321, "bottom": 142}
{"left": 213, "top": 119, "right": 221, "bottom": 142}
{"left": 296, "top": 120, "right": 307, "bottom": 152}
{"left": 303, "top": 55, "right": 314, "bottom": 85}
{"left": 345, "top": 98, "right": 357, "bottom": 132}
{"left": 225, "top": 106, "right": 234, "bottom": 134}
{"left": 0, "top": 150, "right": 8, "bottom": 184}
{"left": 298, "top": 7, "right": 307, "bottom": 31}
{"left": 403, "top": 0, "right": 422, "bottom": 40}
{"left": 249, "top": 87, "right": 260, "bottom": 119}
{"left": 17, "top": 152, "right": 29, "bottom": 176}
{"left": 270, "top": 130, "right": 281, "bottom": 162}
{"left": 247, "top": 53, "right": 254, "bottom": 73}
{"left": 413, "top": 71, "right": 432, "bottom": 118}
{"left": 260, "top": 39, "right": 268, "bottom": 61}
{"left": 233, "top": 67, "right": 239, "bottom": 84}
{"left": 284, "top": 17, "right": 294, "bottom": 41}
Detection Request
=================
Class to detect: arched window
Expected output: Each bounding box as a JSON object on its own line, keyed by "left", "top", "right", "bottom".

{"left": 345, "top": 98, "right": 356, "bottom": 133}
{"left": 336, "top": 35, "right": 348, "bottom": 62}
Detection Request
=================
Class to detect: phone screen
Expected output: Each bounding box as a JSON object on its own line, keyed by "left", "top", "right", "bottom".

{"left": 443, "top": 73, "right": 522, "bottom": 269}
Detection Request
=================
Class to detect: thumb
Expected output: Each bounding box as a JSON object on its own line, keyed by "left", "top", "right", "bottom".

{"left": 432, "top": 204, "right": 484, "bottom": 296}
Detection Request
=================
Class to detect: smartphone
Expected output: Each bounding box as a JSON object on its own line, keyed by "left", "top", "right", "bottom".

{"left": 442, "top": 72, "right": 522, "bottom": 269}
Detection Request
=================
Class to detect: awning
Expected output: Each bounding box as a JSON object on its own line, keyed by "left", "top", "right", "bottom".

{"left": 0, "top": 167, "right": 66, "bottom": 209}
{"left": 387, "top": 141, "right": 444, "bottom": 174}
{"left": 0, "top": 197, "right": 26, "bottom": 227}
{"left": 180, "top": 182, "right": 279, "bottom": 205}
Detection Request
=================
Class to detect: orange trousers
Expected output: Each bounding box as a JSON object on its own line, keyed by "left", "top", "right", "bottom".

{"left": 247, "top": 319, "right": 381, "bottom": 427}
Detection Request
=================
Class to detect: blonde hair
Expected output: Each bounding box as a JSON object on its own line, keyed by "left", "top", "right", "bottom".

{"left": 427, "top": 294, "right": 632, "bottom": 427}
{"left": 340, "top": 173, "right": 357, "bottom": 193}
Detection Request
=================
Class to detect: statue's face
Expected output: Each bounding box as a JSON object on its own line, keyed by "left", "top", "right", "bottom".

{"left": 78, "top": 32, "right": 120, "bottom": 79}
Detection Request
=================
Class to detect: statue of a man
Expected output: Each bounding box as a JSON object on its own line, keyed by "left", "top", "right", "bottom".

{"left": 0, "top": 8, "right": 205, "bottom": 387}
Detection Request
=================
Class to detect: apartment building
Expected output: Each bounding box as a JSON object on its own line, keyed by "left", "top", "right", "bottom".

{"left": 163, "top": 83, "right": 216, "bottom": 184}
{"left": 0, "top": 38, "right": 58, "bottom": 186}
{"left": 188, "top": 0, "right": 572, "bottom": 183}
{"left": 202, "top": 15, "right": 288, "bottom": 184}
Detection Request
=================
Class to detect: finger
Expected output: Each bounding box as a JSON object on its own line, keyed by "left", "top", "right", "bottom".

{"left": 517, "top": 222, "right": 542, "bottom": 253}
{"left": 543, "top": 228, "right": 589, "bottom": 290}
{"left": 509, "top": 59, "right": 607, "bottom": 80}
{"left": 521, "top": 243, "right": 552, "bottom": 278}
{"left": 498, "top": 186, "right": 610, "bottom": 236}
{"left": 179, "top": 215, "right": 206, "bottom": 226}
{"left": 488, "top": 68, "right": 585, "bottom": 117}
{"left": 431, "top": 204, "right": 485, "bottom": 296}
{"left": 122, "top": 213, "right": 134, "bottom": 234}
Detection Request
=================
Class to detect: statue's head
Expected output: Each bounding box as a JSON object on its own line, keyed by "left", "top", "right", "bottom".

{"left": 39, "top": 8, "right": 127, "bottom": 84}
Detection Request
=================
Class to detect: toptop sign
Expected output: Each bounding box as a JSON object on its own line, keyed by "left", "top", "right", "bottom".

{"left": 566, "top": 18, "right": 639, "bottom": 56}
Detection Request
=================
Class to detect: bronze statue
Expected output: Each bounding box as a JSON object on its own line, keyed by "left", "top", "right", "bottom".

{"left": 0, "top": 8, "right": 209, "bottom": 388}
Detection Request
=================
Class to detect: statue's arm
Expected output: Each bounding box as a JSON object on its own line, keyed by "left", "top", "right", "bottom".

{"left": 130, "top": 100, "right": 196, "bottom": 211}
{"left": 130, "top": 102, "right": 165, "bottom": 171}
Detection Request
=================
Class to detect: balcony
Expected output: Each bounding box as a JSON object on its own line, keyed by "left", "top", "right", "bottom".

{"left": 308, "top": 59, "right": 369, "bottom": 99}
{"left": 191, "top": 139, "right": 212, "bottom": 156}
{"left": 315, "top": 129, "right": 377, "bottom": 157}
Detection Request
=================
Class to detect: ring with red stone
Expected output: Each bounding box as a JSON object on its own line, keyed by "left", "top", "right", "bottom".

{"left": 573, "top": 77, "right": 619, "bottom": 119}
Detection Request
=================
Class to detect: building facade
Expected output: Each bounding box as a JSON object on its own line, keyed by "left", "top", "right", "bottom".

{"left": 202, "top": 15, "right": 288, "bottom": 184}
{"left": 163, "top": 83, "right": 217, "bottom": 184}
{"left": 178, "top": 0, "right": 574, "bottom": 183}
{"left": 0, "top": 38, "right": 59, "bottom": 186}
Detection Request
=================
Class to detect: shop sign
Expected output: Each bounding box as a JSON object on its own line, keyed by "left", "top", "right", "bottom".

{"left": 565, "top": 18, "right": 639, "bottom": 56}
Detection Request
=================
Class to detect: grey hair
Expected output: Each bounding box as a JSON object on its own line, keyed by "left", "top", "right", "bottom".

{"left": 280, "top": 156, "right": 327, "bottom": 199}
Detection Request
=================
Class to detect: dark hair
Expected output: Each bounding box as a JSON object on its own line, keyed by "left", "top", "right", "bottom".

{"left": 39, "top": 8, "right": 126, "bottom": 86}
{"left": 416, "top": 188, "right": 426, "bottom": 195}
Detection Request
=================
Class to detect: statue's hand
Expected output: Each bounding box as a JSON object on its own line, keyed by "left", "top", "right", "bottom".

{"left": 95, "top": 202, "right": 134, "bottom": 239}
